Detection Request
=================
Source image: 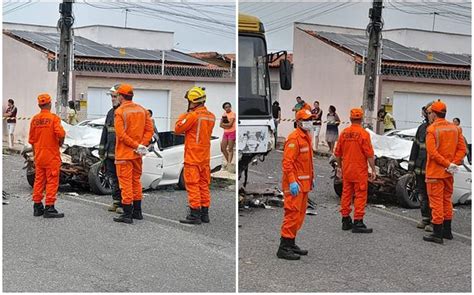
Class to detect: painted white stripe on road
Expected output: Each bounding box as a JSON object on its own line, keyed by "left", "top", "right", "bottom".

{"left": 371, "top": 206, "right": 471, "bottom": 241}
{"left": 61, "top": 194, "right": 193, "bottom": 227}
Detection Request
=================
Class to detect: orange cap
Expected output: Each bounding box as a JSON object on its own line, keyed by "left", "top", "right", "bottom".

{"left": 431, "top": 100, "right": 446, "bottom": 113}
{"left": 37, "top": 93, "right": 51, "bottom": 105}
{"left": 296, "top": 109, "right": 312, "bottom": 121}
{"left": 117, "top": 83, "right": 134, "bottom": 96}
{"left": 350, "top": 108, "right": 363, "bottom": 119}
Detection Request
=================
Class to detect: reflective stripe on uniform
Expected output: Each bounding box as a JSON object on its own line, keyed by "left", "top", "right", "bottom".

{"left": 123, "top": 109, "right": 146, "bottom": 130}
{"left": 300, "top": 147, "right": 309, "bottom": 152}
{"left": 196, "top": 116, "right": 215, "bottom": 144}
{"left": 298, "top": 175, "right": 311, "bottom": 180}
{"left": 435, "top": 127, "right": 458, "bottom": 149}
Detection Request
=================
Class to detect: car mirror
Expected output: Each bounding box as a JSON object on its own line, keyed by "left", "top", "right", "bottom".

{"left": 279, "top": 59, "right": 292, "bottom": 90}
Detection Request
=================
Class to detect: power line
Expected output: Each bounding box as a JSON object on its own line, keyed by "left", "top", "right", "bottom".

{"left": 4, "top": 1, "right": 35, "bottom": 16}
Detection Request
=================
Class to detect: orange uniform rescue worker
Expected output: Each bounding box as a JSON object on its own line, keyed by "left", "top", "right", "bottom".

{"left": 277, "top": 109, "right": 314, "bottom": 261}
{"left": 334, "top": 108, "right": 376, "bottom": 233}
{"left": 175, "top": 86, "right": 216, "bottom": 225}
{"left": 113, "top": 84, "right": 154, "bottom": 224}
{"left": 29, "top": 93, "right": 66, "bottom": 218}
{"left": 423, "top": 100, "right": 466, "bottom": 244}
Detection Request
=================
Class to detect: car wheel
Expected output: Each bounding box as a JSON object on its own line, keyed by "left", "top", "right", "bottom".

{"left": 396, "top": 174, "right": 420, "bottom": 209}
{"left": 177, "top": 169, "right": 186, "bottom": 190}
{"left": 88, "top": 161, "right": 113, "bottom": 195}
{"left": 26, "top": 172, "right": 35, "bottom": 188}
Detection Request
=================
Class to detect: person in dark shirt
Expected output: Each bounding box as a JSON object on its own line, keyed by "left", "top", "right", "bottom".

{"left": 4, "top": 99, "right": 17, "bottom": 149}
{"left": 272, "top": 101, "right": 281, "bottom": 148}
{"left": 311, "top": 100, "right": 323, "bottom": 152}
{"left": 98, "top": 85, "right": 122, "bottom": 213}
{"left": 408, "top": 103, "right": 432, "bottom": 232}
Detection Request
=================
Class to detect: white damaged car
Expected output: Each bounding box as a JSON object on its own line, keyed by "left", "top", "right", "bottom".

{"left": 22, "top": 118, "right": 223, "bottom": 194}
{"left": 331, "top": 128, "right": 471, "bottom": 208}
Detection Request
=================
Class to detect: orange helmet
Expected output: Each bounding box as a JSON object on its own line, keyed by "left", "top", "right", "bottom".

{"left": 350, "top": 108, "right": 363, "bottom": 119}
{"left": 37, "top": 93, "right": 51, "bottom": 105}
{"left": 431, "top": 100, "right": 446, "bottom": 113}
{"left": 117, "top": 84, "right": 134, "bottom": 97}
{"left": 296, "top": 109, "right": 312, "bottom": 121}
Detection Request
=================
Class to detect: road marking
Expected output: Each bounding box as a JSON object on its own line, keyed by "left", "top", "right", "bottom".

{"left": 61, "top": 194, "right": 193, "bottom": 227}
{"left": 371, "top": 206, "right": 471, "bottom": 241}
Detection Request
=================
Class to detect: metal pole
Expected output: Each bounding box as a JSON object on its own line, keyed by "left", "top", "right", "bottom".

{"left": 161, "top": 50, "right": 165, "bottom": 76}
{"left": 432, "top": 12, "right": 437, "bottom": 31}
{"left": 56, "top": 0, "right": 74, "bottom": 119}
{"left": 362, "top": 0, "right": 383, "bottom": 130}
{"left": 125, "top": 9, "right": 129, "bottom": 28}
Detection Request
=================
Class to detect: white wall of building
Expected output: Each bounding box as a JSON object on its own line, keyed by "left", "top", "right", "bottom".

{"left": 278, "top": 26, "right": 365, "bottom": 144}
{"left": 383, "top": 29, "right": 471, "bottom": 55}
{"left": 3, "top": 35, "right": 58, "bottom": 144}
{"left": 86, "top": 87, "right": 171, "bottom": 132}
{"left": 196, "top": 81, "right": 236, "bottom": 137}
{"left": 75, "top": 26, "right": 174, "bottom": 51}
{"left": 393, "top": 92, "right": 471, "bottom": 143}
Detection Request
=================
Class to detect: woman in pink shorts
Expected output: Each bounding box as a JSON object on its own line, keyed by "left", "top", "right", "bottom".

{"left": 220, "top": 102, "right": 236, "bottom": 169}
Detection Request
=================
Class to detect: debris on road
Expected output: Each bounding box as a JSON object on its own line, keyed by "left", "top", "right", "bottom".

{"left": 373, "top": 204, "right": 387, "bottom": 209}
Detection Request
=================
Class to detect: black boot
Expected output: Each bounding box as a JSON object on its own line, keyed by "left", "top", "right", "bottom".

{"left": 132, "top": 200, "right": 143, "bottom": 220}
{"left": 179, "top": 207, "right": 202, "bottom": 225}
{"left": 201, "top": 207, "right": 210, "bottom": 223}
{"left": 442, "top": 220, "right": 453, "bottom": 240}
{"left": 33, "top": 203, "right": 44, "bottom": 217}
{"left": 289, "top": 238, "right": 308, "bottom": 255}
{"left": 352, "top": 220, "right": 373, "bottom": 233}
{"left": 342, "top": 216, "right": 353, "bottom": 231}
{"left": 113, "top": 204, "right": 133, "bottom": 224}
{"left": 43, "top": 205, "right": 64, "bottom": 218}
{"left": 276, "top": 237, "right": 300, "bottom": 260}
{"left": 423, "top": 223, "right": 443, "bottom": 244}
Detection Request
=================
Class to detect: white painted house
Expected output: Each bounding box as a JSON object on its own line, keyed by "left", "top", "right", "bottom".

{"left": 275, "top": 23, "right": 471, "bottom": 146}
{"left": 3, "top": 23, "right": 235, "bottom": 145}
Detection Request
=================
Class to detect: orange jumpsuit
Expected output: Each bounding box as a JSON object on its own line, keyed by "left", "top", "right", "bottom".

{"left": 175, "top": 106, "right": 216, "bottom": 209}
{"left": 334, "top": 123, "right": 374, "bottom": 220}
{"left": 28, "top": 109, "right": 66, "bottom": 205}
{"left": 114, "top": 100, "right": 154, "bottom": 205}
{"left": 425, "top": 118, "right": 466, "bottom": 225}
{"left": 280, "top": 128, "right": 314, "bottom": 239}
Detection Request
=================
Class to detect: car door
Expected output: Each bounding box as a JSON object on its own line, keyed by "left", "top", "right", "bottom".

{"left": 453, "top": 157, "right": 472, "bottom": 204}
{"left": 141, "top": 142, "right": 164, "bottom": 190}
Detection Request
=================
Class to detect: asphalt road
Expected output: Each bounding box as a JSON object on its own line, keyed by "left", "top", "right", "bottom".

{"left": 238, "top": 150, "right": 471, "bottom": 292}
{"left": 3, "top": 153, "right": 236, "bottom": 292}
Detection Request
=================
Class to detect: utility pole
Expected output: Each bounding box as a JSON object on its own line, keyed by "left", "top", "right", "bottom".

{"left": 125, "top": 8, "right": 129, "bottom": 28}
{"left": 362, "top": 0, "right": 383, "bottom": 130}
{"left": 432, "top": 12, "right": 438, "bottom": 31}
{"left": 56, "top": 0, "right": 74, "bottom": 119}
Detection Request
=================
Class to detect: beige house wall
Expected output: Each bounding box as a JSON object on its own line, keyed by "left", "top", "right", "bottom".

{"left": 2, "top": 35, "right": 58, "bottom": 145}
{"left": 74, "top": 76, "right": 193, "bottom": 127}
{"left": 279, "top": 27, "right": 365, "bottom": 146}
{"left": 381, "top": 80, "right": 471, "bottom": 100}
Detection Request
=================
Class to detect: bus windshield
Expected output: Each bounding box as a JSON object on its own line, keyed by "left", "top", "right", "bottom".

{"left": 239, "top": 35, "right": 270, "bottom": 117}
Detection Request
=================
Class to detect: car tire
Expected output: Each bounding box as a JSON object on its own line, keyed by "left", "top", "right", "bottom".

{"left": 177, "top": 169, "right": 186, "bottom": 190}
{"left": 396, "top": 174, "right": 420, "bottom": 209}
{"left": 88, "top": 161, "right": 113, "bottom": 195}
{"left": 27, "top": 172, "right": 35, "bottom": 188}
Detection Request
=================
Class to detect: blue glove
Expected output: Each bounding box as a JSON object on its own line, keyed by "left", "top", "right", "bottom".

{"left": 289, "top": 182, "right": 299, "bottom": 196}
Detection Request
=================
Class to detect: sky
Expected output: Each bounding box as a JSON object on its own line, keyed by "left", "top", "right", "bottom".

{"left": 3, "top": 0, "right": 236, "bottom": 53}
{"left": 239, "top": 0, "right": 471, "bottom": 52}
